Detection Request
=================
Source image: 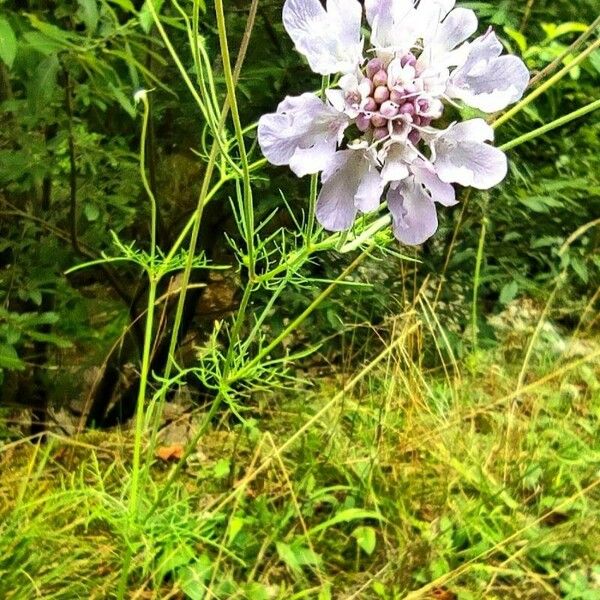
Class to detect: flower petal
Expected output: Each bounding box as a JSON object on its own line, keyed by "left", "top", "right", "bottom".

{"left": 447, "top": 30, "right": 529, "bottom": 112}
{"left": 439, "top": 118, "right": 494, "bottom": 144}
{"left": 317, "top": 149, "right": 384, "bottom": 231}
{"left": 258, "top": 93, "right": 348, "bottom": 177}
{"left": 411, "top": 160, "right": 457, "bottom": 206}
{"left": 414, "top": 0, "right": 457, "bottom": 43}
{"left": 432, "top": 8, "right": 478, "bottom": 51}
{"left": 366, "top": 0, "right": 419, "bottom": 53}
{"left": 432, "top": 120, "right": 508, "bottom": 189}
{"left": 283, "top": 0, "right": 363, "bottom": 75}
{"left": 380, "top": 142, "right": 417, "bottom": 182}
{"left": 388, "top": 179, "right": 439, "bottom": 245}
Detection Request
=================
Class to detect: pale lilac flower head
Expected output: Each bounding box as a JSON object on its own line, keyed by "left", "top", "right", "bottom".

{"left": 258, "top": 0, "right": 529, "bottom": 245}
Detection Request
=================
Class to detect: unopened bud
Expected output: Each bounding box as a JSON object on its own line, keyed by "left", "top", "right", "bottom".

{"left": 372, "top": 70, "right": 388, "bottom": 87}
{"left": 356, "top": 114, "right": 372, "bottom": 132}
{"left": 366, "top": 58, "right": 384, "bottom": 79}
{"left": 363, "top": 97, "right": 378, "bottom": 112}
{"left": 371, "top": 113, "right": 387, "bottom": 128}
{"left": 372, "top": 126, "right": 389, "bottom": 141}
{"left": 373, "top": 86, "right": 390, "bottom": 104}
{"left": 379, "top": 101, "right": 399, "bottom": 118}
{"left": 408, "top": 130, "right": 421, "bottom": 144}
{"left": 401, "top": 53, "right": 417, "bottom": 67}
{"left": 390, "top": 89, "right": 405, "bottom": 104}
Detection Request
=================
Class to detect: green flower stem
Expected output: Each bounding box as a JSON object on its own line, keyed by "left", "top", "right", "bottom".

{"left": 160, "top": 158, "right": 266, "bottom": 271}
{"left": 471, "top": 215, "right": 488, "bottom": 350}
{"left": 129, "top": 277, "right": 157, "bottom": 516}
{"left": 137, "top": 92, "right": 157, "bottom": 263}
{"left": 529, "top": 15, "right": 600, "bottom": 88}
{"left": 144, "top": 283, "right": 255, "bottom": 524}
{"left": 144, "top": 0, "right": 260, "bottom": 468}
{"left": 500, "top": 98, "right": 600, "bottom": 152}
{"left": 128, "top": 93, "right": 160, "bottom": 526}
{"left": 307, "top": 76, "right": 330, "bottom": 243}
{"left": 146, "top": 0, "right": 238, "bottom": 174}
{"left": 493, "top": 37, "right": 600, "bottom": 130}
{"left": 144, "top": 246, "right": 372, "bottom": 522}
{"left": 231, "top": 246, "right": 373, "bottom": 384}
{"left": 215, "top": 0, "right": 255, "bottom": 280}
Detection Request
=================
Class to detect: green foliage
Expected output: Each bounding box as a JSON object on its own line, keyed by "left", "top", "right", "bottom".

{"left": 0, "top": 0, "right": 599, "bottom": 597}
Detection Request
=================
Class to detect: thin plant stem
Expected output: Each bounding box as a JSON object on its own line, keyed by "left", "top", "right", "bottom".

{"left": 119, "top": 94, "right": 161, "bottom": 598}
{"left": 137, "top": 92, "right": 158, "bottom": 262}
{"left": 499, "top": 98, "right": 600, "bottom": 152}
{"left": 493, "top": 38, "right": 600, "bottom": 129}
{"left": 306, "top": 76, "right": 329, "bottom": 242}
{"left": 432, "top": 189, "right": 472, "bottom": 309}
{"left": 144, "top": 283, "right": 255, "bottom": 523}
{"left": 471, "top": 217, "right": 487, "bottom": 349}
{"left": 231, "top": 247, "right": 373, "bottom": 383}
{"left": 529, "top": 15, "right": 600, "bottom": 88}
{"left": 519, "top": 0, "right": 536, "bottom": 33}
{"left": 145, "top": 246, "right": 373, "bottom": 521}
{"left": 215, "top": 0, "right": 255, "bottom": 280}
{"left": 144, "top": 0, "right": 260, "bottom": 465}
{"left": 146, "top": 0, "right": 237, "bottom": 172}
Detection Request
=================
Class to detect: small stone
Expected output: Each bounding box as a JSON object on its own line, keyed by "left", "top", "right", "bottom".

{"left": 371, "top": 113, "right": 387, "bottom": 128}
{"left": 372, "top": 69, "right": 388, "bottom": 88}
{"left": 363, "top": 97, "right": 378, "bottom": 112}
{"left": 366, "top": 58, "right": 384, "bottom": 79}
{"left": 356, "top": 114, "right": 372, "bottom": 132}
{"left": 373, "top": 86, "right": 390, "bottom": 104}
{"left": 380, "top": 101, "right": 399, "bottom": 118}
{"left": 372, "top": 126, "right": 389, "bottom": 141}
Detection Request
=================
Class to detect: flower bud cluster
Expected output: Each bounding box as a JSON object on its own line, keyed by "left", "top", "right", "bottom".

{"left": 350, "top": 55, "right": 434, "bottom": 145}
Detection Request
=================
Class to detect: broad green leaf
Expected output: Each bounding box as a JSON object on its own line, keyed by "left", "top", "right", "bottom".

{"left": 589, "top": 50, "right": 600, "bottom": 74}
{"left": 308, "top": 508, "right": 383, "bottom": 536}
{"left": 25, "top": 14, "right": 76, "bottom": 46}
{"left": 178, "top": 556, "right": 212, "bottom": 600}
{"left": 504, "top": 26, "right": 527, "bottom": 54}
{"left": 352, "top": 526, "right": 377, "bottom": 555}
{"left": 212, "top": 458, "right": 230, "bottom": 479}
{"left": 77, "top": 0, "right": 99, "bottom": 33}
{"left": 27, "top": 331, "right": 72, "bottom": 349}
{"left": 84, "top": 203, "right": 100, "bottom": 221}
{"left": 244, "top": 583, "right": 270, "bottom": 600}
{"left": 108, "top": 83, "right": 136, "bottom": 118}
{"left": 0, "top": 344, "right": 25, "bottom": 370}
{"left": 543, "top": 21, "right": 589, "bottom": 41}
{"left": 0, "top": 16, "right": 17, "bottom": 68}
{"left": 22, "top": 32, "right": 65, "bottom": 55}
{"left": 27, "top": 53, "right": 60, "bottom": 113}
{"left": 276, "top": 541, "right": 321, "bottom": 574}
{"left": 139, "top": 0, "right": 164, "bottom": 34}
{"left": 107, "top": 0, "right": 136, "bottom": 11}
{"left": 499, "top": 281, "right": 519, "bottom": 305}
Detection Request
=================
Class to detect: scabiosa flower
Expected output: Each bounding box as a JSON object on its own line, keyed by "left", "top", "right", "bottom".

{"left": 258, "top": 0, "right": 529, "bottom": 245}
